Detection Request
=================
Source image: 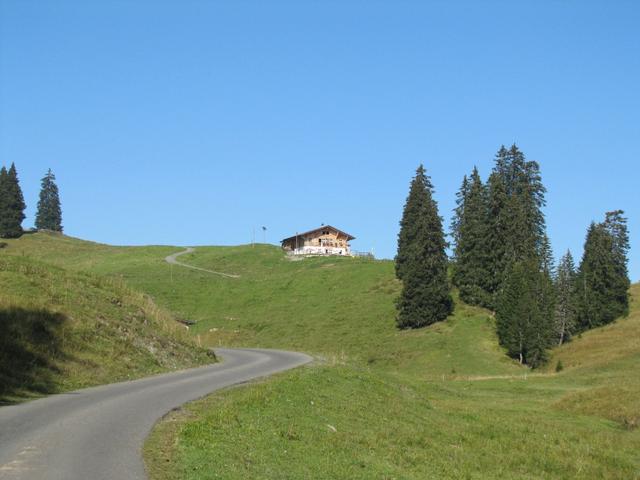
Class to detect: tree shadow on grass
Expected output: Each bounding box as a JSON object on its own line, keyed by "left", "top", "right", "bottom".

{"left": 0, "top": 307, "right": 69, "bottom": 404}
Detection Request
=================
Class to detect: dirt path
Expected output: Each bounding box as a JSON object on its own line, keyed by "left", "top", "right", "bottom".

{"left": 164, "top": 247, "right": 240, "bottom": 278}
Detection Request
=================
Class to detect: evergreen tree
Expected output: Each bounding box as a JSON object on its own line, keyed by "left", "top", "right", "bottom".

{"left": 496, "top": 259, "right": 554, "bottom": 367}
{"left": 602, "top": 210, "right": 631, "bottom": 318}
{"left": 35, "top": 169, "right": 63, "bottom": 232}
{"left": 396, "top": 165, "right": 432, "bottom": 281}
{"left": 0, "top": 163, "right": 26, "bottom": 238}
{"left": 451, "top": 167, "right": 492, "bottom": 307}
{"left": 396, "top": 165, "right": 453, "bottom": 329}
{"left": 576, "top": 212, "right": 631, "bottom": 330}
{"left": 485, "top": 145, "right": 548, "bottom": 298}
{"left": 554, "top": 250, "right": 577, "bottom": 345}
{"left": 575, "top": 222, "right": 616, "bottom": 330}
{"left": 484, "top": 171, "right": 510, "bottom": 306}
{"left": 450, "top": 174, "right": 469, "bottom": 253}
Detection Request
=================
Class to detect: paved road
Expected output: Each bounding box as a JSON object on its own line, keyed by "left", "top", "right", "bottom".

{"left": 0, "top": 348, "right": 311, "bottom": 480}
{"left": 164, "top": 247, "right": 240, "bottom": 278}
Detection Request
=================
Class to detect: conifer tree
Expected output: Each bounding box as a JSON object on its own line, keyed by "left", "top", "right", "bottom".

{"left": 484, "top": 171, "right": 510, "bottom": 305}
{"left": 576, "top": 212, "right": 630, "bottom": 330}
{"left": 485, "top": 145, "right": 548, "bottom": 298}
{"left": 450, "top": 174, "right": 469, "bottom": 252}
{"left": 451, "top": 167, "right": 492, "bottom": 307}
{"left": 575, "top": 222, "right": 616, "bottom": 330}
{"left": 486, "top": 145, "right": 554, "bottom": 365}
{"left": 35, "top": 169, "right": 63, "bottom": 232}
{"left": 396, "top": 165, "right": 431, "bottom": 281}
{"left": 554, "top": 250, "right": 577, "bottom": 345}
{"left": 396, "top": 165, "right": 453, "bottom": 329}
{"left": 602, "top": 210, "right": 631, "bottom": 318}
{"left": 0, "top": 163, "right": 26, "bottom": 238}
{"left": 496, "top": 259, "right": 554, "bottom": 367}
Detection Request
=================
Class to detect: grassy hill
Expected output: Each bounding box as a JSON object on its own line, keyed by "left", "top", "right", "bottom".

{"left": 0, "top": 236, "right": 211, "bottom": 403}
{"left": 2, "top": 233, "right": 638, "bottom": 478}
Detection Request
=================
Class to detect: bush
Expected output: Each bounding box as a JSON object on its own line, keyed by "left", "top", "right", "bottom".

{"left": 555, "top": 360, "right": 564, "bottom": 372}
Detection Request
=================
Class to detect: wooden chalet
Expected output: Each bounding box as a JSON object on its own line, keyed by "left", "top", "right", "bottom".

{"left": 281, "top": 225, "right": 355, "bottom": 256}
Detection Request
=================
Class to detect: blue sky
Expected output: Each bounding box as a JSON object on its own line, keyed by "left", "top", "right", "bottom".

{"left": 1, "top": 1, "right": 638, "bottom": 280}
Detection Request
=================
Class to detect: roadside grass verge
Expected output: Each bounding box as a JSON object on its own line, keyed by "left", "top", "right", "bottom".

{"left": 145, "top": 364, "right": 640, "bottom": 480}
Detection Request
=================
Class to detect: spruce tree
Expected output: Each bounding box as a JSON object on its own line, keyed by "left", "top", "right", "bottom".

{"left": 576, "top": 212, "right": 630, "bottom": 330}
{"left": 487, "top": 145, "right": 554, "bottom": 365}
{"left": 452, "top": 167, "right": 492, "bottom": 307}
{"left": 396, "top": 165, "right": 453, "bottom": 329}
{"left": 575, "top": 222, "right": 617, "bottom": 330}
{"left": 484, "top": 171, "right": 510, "bottom": 305}
{"left": 35, "top": 169, "right": 63, "bottom": 232}
{"left": 496, "top": 259, "right": 554, "bottom": 367}
{"left": 602, "top": 210, "right": 631, "bottom": 318}
{"left": 450, "top": 174, "right": 469, "bottom": 253}
{"left": 396, "top": 165, "right": 431, "bottom": 281}
{"left": 0, "top": 163, "right": 26, "bottom": 238}
{"left": 554, "top": 251, "right": 577, "bottom": 345}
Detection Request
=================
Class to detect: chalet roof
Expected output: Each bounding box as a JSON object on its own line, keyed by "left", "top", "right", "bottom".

{"left": 281, "top": 225, "right": 356, "bottom": 243}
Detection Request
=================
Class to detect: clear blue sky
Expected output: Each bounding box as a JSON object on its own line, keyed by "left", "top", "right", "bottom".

{"left": 1, "top": 1, "right": 638, "bottom": 281}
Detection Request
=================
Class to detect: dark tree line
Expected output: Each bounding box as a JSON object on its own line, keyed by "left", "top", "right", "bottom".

{"left": 0, "top": 164, "right": 63, "bottom": 238}
{"left": 445, "top": 145, "right": 630, "bottom": 367}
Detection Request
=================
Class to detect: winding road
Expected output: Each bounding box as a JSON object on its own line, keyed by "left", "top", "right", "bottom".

{"left": 0, "top": 348, "right": 311, "bottom": 480}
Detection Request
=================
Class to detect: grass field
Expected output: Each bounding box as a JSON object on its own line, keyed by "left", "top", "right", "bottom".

{"left": 2, "top": 233, "right": 638, "bottom": 478}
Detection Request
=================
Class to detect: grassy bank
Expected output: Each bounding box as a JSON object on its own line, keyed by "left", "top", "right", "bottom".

{"left": 0, "top": 238, "right": 211, "bottom": 403}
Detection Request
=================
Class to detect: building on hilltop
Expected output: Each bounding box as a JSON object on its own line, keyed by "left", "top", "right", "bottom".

{"left": 281, "top": 225, "right": 355, "bottom": 256}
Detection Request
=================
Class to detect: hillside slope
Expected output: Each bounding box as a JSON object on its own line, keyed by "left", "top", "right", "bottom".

{"left": 0, "top": 247, "right": 211, "bottom": 403}
{"left": 3, "top": 234, "right": 638, "bottom": 478}
{"left": 544, "top": 283, "right": 640, "bottom": 429}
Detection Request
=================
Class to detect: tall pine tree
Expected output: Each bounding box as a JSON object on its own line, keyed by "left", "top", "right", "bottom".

{"left": 396, "top": 165, "right": 453, "bottom": 329}
{"left": 485, "top": 145, "right": 555, "bottom": 366}
{"left": 35, "top": 169, "right": 63, "bottom": 232}
{"left": 451, "top": 167, "right": 492, "bottom": 307}
{"left": 484, "top": 171, "right": 510, "bottom": 306}
{"left": 0, "top": 163, "right": 26, "bottom": 238}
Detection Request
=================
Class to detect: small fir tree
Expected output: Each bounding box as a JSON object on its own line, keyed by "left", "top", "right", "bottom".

{"left": 0, "top": 163, "right": 26, "bottom": 238}
{"left": 554, "top": 251, "right": 577, "bottom": 345}
{"left": 496, "top": 259, "right": 554, "bottom": 367}
{"left": 35, "top": 169, "right": 63, "bottom": 232}
{"left": 395, "top": 165, "right": 453, "bottom": 329}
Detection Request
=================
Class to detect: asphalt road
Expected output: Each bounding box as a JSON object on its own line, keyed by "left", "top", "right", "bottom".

{"left": 0, "top": 348, "right": 311, "bottom": 480}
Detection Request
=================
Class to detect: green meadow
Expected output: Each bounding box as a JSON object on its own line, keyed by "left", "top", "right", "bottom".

{"left": 1, "top": 233, "right": 638, "bottom": 478}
